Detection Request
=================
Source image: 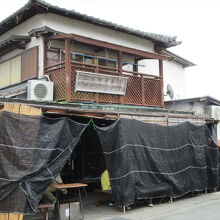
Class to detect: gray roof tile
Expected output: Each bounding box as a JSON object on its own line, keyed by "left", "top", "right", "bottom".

{"left": 0, "top": 0, "right": 181, "bottom": 48}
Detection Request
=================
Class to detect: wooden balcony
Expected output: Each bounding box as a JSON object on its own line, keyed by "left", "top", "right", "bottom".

{"left": 44, "top": 34, "right": 167, "bottom": 108}
{"left": 45, "top": 61, "right": 163, "bottom": 107}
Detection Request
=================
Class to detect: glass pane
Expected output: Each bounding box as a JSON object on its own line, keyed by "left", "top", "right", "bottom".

{"left": 98, "top": 58, "right": 116, "bottom": 68}
{"left": 108, "top": 60, "right": 116, "bottom": 68}
{"left": 61, "top": 50, "right": 65, "bottom": 62}
{"left": 122, "top": 63, "right": 133, "bottom": 71}
{"left": 98, "top": 59, "right": 106, "bottom": 66}
{"left": 84, "top": 57, "right": 93, "bottom": 64}
{"left": 71, "top": 54, "right": 83, "bottom": 62}
{"left": 47, "top": 50, "right": 60, "bottom": 66}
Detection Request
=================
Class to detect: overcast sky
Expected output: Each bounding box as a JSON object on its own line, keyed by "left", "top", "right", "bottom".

{"left": 1, "top": 0, "right": 220, "bottom": 99}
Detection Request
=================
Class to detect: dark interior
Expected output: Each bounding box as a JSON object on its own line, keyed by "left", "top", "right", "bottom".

{"left": 43, "top": 113, "right": 114, "bottom": 201}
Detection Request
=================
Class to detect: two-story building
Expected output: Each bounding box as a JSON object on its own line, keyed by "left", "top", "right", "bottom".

{"left": 0, "top": 0, "right": 208, "bottom": 179}
{"left": 0, "top": 0, "right": 195, "bottom": 105}
{"left": 0, "top": 1, "right": 218, "bottom": 218}
{"left": 0, "top": 0, "right": 210, "bottom": 182}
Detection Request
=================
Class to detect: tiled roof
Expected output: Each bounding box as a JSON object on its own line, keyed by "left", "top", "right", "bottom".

{"left": 0, "top": 0, "right": 181, "bottom": 48}
{"left": 160, "top": 49, "right": 195, "bottom": 68}
{"left": 0, "top": 35, "right": 31, "bottom": 56}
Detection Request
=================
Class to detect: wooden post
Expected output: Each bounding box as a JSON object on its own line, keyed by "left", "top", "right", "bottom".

{"left": 118, "top": 51, "right": 124, "bottom": 104}
{"left": 118, "top": 51, "right": 123, "bottom": 75}
{"left": 82, "top": 144, "right": 85, "bottom": 180}
{"left": 95, "top": 64, "right": 99, "bottom": 103}
{"left": 133, "top": 58, "right": 139, "bottom": 72}
{"left": 123, "top": 206, "right": 126, "bottom": 214}
{"left": 65, "top": 39, "right": 72, "bottom": 102}
{"left": 159, "top": 59, "right": 164, "bottom": 108}
{"left": 44, "top": 208, "right": 49, "bottom": 220}
{"left": 43, "top": 38, "right": 48, "bottom": 75}
{"left": 141, "top": 75, "right": 145, "bottom": 105}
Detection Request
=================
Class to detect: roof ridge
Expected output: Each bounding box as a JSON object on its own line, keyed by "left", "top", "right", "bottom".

{"left": 0, "top": 0, "right": 181, "bottom": 48}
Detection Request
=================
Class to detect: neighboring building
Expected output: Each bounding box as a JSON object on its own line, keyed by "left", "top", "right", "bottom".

{"left": 160, "top": 49, "right": 195, "bottom": 100}
{"left": 0, "top": 0, "right": 194, "bottom": 107}
{"left": 165, "top": 96, "right": 220, "bottom": 143}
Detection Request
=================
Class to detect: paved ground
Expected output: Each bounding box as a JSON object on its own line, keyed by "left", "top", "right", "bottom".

{"left": 24, "top": 191, "right": 220, "bottom": 220}
{"left": 84, "top": 192, "right": 220, "bottom": 220}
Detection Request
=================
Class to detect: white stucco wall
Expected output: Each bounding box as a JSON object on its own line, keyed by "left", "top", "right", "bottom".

{"left": 0, "top": 14, "right": 46, "bottom": 76}
{"left": 0, "top": 49, "right": 23, "bottom": 63}
{"left": 163, "top": 60, "right": 186, "bottom": 100}
{"left": 0, "top": 14, "right": 46, "bottom": 42}
{"left": 44, "top": 13, "right": 155, "bottom": 53}
{"left": 138, "top": 59, "right": 159, "bottom": 76}
{"left": 166, "top": 102, "right": 205, "bottom": 115}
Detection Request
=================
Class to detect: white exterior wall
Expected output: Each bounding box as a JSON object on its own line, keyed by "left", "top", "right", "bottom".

{"left": 44, "top": 13, "right": 155, "bottom": 53}
{"left": 166, "top": 102, "right": 205, "bottom": 115}
{"left": 0, "top": 14, "right": 46, "bottom": 76}
{"left": 0, "top": 49, "right": 23, "bottom": 63}
{"left": 138, "top": 59, "right": 159, "bottom": 76}
{"left": 163, "top": 60, "right": 186, "bottom": 100}
{"left": 0, "top": 14, "right": 46, "bottom": 42}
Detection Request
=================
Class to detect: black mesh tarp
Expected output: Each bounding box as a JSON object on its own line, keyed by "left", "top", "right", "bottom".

{"left": 218, "top": 151, "right": 220, "bottom": 185}
{"left": 0, "top": 111, "right": 87, "bottom": 215}
{"left": 0, "top": 111, "right": 219, "bottom": 213}
{"left": 97, "top": 118, "right": 218, "bottom": 207}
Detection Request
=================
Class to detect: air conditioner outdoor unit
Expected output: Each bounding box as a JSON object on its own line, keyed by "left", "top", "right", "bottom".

{"left": 27, "top": 80, "right": 54, "bottom": 101}
{"left": 206, "top": 105, "right": 220, "bottom": 120}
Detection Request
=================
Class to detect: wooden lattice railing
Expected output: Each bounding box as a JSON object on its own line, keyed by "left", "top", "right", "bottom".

{"left": 45, "top": 61, "right": 162, "bottom": 107}
{"left": 46, "top": 62, "right": 66, "bottom": 101}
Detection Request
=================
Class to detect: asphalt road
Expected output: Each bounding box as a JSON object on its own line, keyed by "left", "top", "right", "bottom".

{"left": 93, "top": 192, "right": 220, "bottom": 220}
{"left": 148, "top": 193, "right": 220, "bottom": 220}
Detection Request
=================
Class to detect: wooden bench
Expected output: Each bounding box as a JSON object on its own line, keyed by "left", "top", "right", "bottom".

{"left": 38, "top": 203, "right": 54, "bottom": 220}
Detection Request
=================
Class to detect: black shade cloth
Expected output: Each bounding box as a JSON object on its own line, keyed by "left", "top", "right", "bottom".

{"left": 96, "top": 118, "right": 218, "bottom": 207}
{"left": 0, "top": 111, "right": 87, "bottom": 215}
{"left": 0, "top": 111, "right": 219, "bottom": 214}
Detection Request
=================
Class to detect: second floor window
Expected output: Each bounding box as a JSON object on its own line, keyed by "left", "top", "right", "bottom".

{"left": 0, "top": 47, "right": 38, "bottom": 88}
{"left": 47, "top": 50, "right": 60, "bottom": 66}
{"left": 98, "top": 58, "right": 117, "bottom": 68}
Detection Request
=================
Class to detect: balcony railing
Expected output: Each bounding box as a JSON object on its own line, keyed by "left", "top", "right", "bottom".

{"left": 45, "top": 61, "right": 163, "bottom": 107}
